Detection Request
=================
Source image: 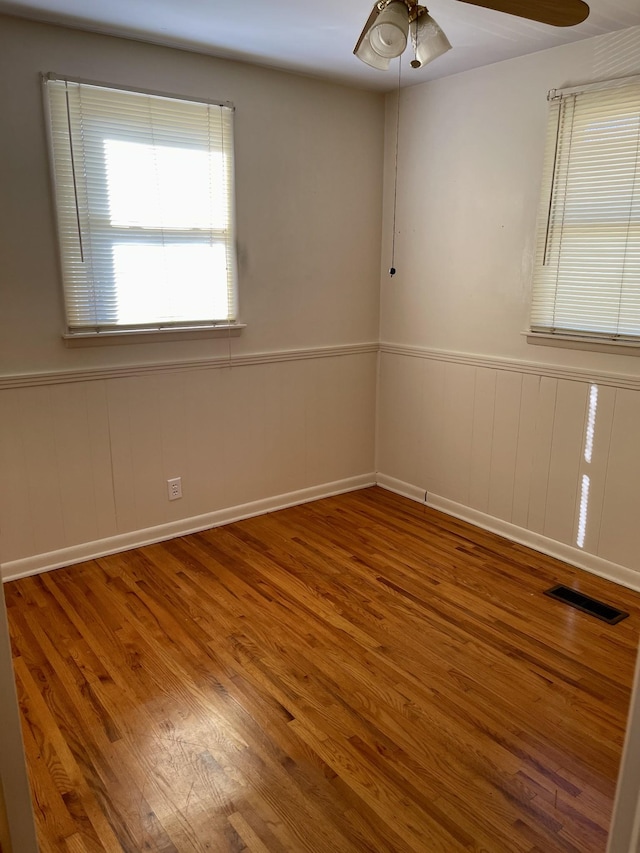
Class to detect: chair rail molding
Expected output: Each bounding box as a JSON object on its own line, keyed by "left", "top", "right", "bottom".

{"left": 0, "top": 342, "right": 379, "bottom": 390}
{"left": 380, "top": 342, "right": 640, "bottom": 391}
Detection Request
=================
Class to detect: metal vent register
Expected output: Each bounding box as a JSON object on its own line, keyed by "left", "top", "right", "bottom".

{"left": 544, "top": 585, "right": 629, "bottom": 625}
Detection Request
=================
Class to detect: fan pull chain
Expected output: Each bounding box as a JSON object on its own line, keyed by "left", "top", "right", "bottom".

{"left": 390, "top": 57, "right": 402, "bottom": 277}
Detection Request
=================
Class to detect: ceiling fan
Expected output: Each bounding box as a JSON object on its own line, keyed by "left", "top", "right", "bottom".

{"left": 354, "top": 0, "right": 590, "bottom": 70}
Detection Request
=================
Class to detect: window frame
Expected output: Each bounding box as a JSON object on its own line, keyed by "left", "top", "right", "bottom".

{"left": 43, "top": 74, "right": 242, "bottom": 341}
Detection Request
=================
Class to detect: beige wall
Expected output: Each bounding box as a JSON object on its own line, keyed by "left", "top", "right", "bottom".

{"left": 0, "top": 16, "right": 384, "bottom": 374}
{"left": 377, "top": 26, "right": 640, "bottom": 588}
{"left": 0, "top": 16, "right": 384, "bottom": 576}
{"left": 379, "top": 25, "right": 640, "bottom": 373}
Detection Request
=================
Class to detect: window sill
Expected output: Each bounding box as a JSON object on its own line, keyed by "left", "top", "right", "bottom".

{"left": 64, "top": 324, "right": 246, "bottom": 348}
{"left": 525, "top": 330, "right": 640, "bottom": 357}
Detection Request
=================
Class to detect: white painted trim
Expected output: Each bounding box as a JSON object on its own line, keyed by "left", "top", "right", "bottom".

{"left": 525, "top": 330, "right": 640, "bottom": 356}
{"left": 376, "top": 475, "right": 640, "bottom": 594}
{"left": 380, "top": 342, "right": 640, "bottom": 391}
{"left": 375, "top": 473, "right": 426, "bottom": 503}
{"left": 7, "top": 340, "right": 640, "bottom": 391}
{"left": 0, "top": 343, "right": 378, "bottom": 390}
{"left": 1, "top": 474, "right": 375, "bottom": 582}
{"left": 64, "top": 324, "right": 246, "bottom": 346}
{"left": 608, "top": 648, "right": 640, "bottom": 853}
{"left": 46, "top": 71, "right": 235, "bottom": 110}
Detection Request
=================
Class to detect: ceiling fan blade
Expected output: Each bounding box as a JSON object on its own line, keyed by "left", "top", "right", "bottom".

{"left": 455, "top": 0, "right": 589, "bottom": 27}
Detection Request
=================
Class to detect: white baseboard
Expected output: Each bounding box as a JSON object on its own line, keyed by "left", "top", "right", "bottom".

{"left": 1, "top": 474, "right": 376, "bottom": 583}
{"left": 376, "top": 474, "right": 640, "bottom": 594}
{"left": 375, "top": 473, "right": 427, "bottom": 504}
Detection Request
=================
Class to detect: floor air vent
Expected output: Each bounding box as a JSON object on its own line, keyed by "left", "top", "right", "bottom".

{"left": 544, "top": 585, "right": 629, "bottom": 625}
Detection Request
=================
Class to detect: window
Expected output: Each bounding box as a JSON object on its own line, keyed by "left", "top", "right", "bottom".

{"left": 530, "top": 77, "right": 640, "bottom": 344}
{"left": 45, "top": 76, "right": 238, "bottom": 336}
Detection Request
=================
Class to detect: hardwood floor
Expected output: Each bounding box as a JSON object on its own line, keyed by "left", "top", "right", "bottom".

{"left": 5, "top": 486, "right": 640, "bottom": 852}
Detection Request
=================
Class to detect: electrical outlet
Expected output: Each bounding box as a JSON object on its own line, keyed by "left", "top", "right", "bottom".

{"left": 167, "top": 477, "right": 182, "bottom": 501}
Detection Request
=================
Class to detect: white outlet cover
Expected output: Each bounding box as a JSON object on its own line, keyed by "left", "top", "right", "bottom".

{"left": 167, "top": 477, "right": 182, "bottom": 500}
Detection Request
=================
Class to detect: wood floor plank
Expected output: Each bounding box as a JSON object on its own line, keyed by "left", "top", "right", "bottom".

{"left": 5, "top": 486, "right": 640, "bottom": 852}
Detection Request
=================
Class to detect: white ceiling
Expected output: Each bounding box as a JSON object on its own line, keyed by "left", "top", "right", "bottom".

{"left": 1, "top": 0, "right": 639, "bottom": 91}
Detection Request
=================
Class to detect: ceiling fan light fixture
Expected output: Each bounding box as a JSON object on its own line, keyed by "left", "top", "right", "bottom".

{"left": 354, "top": 1, "right": 410, "bottom": 68}
{"left": 411, "top": 13, "right": 451, "bottom": 68}
{"left": 354, "top": 28, "right": 393, "bottom": 69}
{"left": 369, "top": 1, "right": 410, "bottom": 58}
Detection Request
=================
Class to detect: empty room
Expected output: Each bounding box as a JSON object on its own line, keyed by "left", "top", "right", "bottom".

{"left": 2, "top": 0, "right": 640, "bottom": 850}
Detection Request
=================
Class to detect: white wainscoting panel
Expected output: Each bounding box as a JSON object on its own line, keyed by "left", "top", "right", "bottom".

{"left": 487, "top": 370, "right": 522, "bottom": 524}
{"left": 468, "top": 367, "right": 496, "bottom": 514}
{"left": 598, "top": 388, "right": 640, "bottom": 572}
{"left": 511, "top": 373, "right": 541, "bottom": 530}
{"left": 440, "top": 362, "right": 476, "bottom": 507}
{"left": 525, "top": 376, "right": 557, "bottom": 537}
{"left": 376, "top": 353, "right": 425, "bottom": 489}
{"left": 0, "top": 349, "right": 377, "bottom": 575}
{"left": 420, "top": 357, "right": 446, "bottom": 498}
{"left": 377, "top": 346, "right": 640, "bottom": 581}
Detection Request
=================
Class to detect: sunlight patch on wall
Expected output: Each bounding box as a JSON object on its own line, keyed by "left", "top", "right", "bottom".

{"left": 584, "top": 384, "right": 598, "bottom": 465}
{"left": 594, "top": 26, "right": 640, "bottom": 79}
{"left": 577, "top": 384, "right": 598, "bottom": 549}
{"left": 577, "top": 473, "right": 590, "bottom": 550}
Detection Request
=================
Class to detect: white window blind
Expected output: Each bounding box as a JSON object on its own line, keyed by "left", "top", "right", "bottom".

{"left": 530, "top": 78, "right": 640, "bottom": 342}
{"left": 45, "top": 77, "right": 237, "bottom": 334}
